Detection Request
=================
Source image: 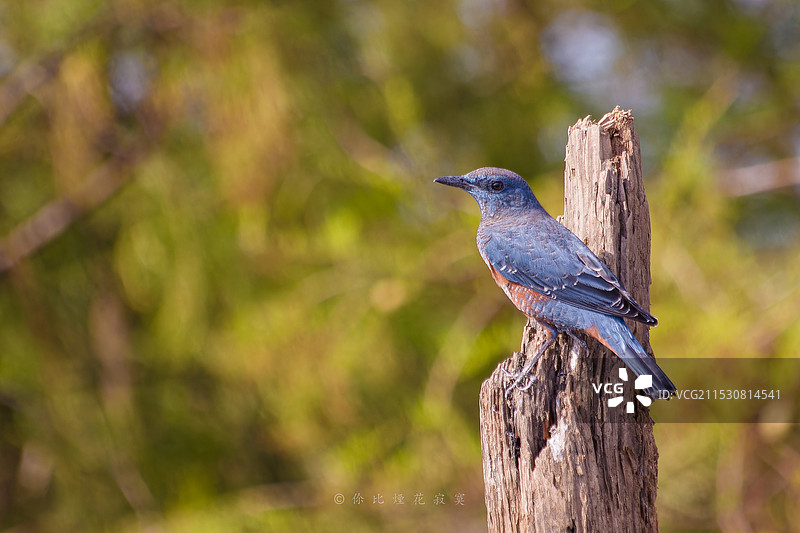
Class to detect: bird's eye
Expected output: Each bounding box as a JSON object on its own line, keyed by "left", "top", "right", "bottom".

{"left": 490, "top": 181, "right": 504, "bottom": 191}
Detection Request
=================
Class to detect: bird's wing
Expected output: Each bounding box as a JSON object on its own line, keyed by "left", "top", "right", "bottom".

{"left": 482, "top": 223, "right": 657, "bottom": 325}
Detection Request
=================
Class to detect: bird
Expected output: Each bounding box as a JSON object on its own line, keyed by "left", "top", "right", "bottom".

{"left": 434, "top": 167, "right": 676, "bottom": 399}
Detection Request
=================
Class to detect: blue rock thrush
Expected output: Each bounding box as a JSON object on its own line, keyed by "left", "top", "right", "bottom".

{"left": 435, "top": 167, "right": 676, "bottom": 399}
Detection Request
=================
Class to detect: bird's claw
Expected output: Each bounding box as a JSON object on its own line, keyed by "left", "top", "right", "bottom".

{"left": 502, "top": 339, "right": 552, "bottom": 397}
{"left": 503, "top": 371, "right": 537, "bottom": 397}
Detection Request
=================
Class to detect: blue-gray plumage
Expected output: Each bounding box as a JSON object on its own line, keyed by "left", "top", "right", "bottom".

{"left": 435, "top": 167, "right": 675, "bottom": 399}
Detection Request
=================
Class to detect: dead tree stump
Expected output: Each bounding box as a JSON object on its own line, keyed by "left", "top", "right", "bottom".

{"left": 479, "top": 107, "right": 660, "bottom": 533}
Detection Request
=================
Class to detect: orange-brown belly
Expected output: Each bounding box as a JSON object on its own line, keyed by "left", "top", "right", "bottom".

{"left": 488, "top": 264, "right": 549, "bottom": 318}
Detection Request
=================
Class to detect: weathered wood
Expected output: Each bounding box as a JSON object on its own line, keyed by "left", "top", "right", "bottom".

{"left": 479, "top": 107, "right": 660, "bottom": 533}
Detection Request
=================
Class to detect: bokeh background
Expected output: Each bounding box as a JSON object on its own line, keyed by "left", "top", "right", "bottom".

{"left": 1, "top": 0, "right": 799, "bottom": 531}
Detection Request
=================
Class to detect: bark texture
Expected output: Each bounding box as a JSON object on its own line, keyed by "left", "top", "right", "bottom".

{"left": 479, "top": 107, "right": 660, "bottom": 533}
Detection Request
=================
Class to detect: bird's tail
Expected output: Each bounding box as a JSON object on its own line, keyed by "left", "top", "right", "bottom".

{"left": 587, "top": 316, "right": 676, "bottom": 400}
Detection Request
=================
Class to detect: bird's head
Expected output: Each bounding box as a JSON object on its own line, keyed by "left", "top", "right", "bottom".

{"left": 434, "top": 167, "right": 541, "bottom": 218}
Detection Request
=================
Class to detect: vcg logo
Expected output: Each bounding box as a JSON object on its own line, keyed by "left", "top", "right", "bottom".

{"left": 592, "top": 368, "right": 653, "bottom": 413}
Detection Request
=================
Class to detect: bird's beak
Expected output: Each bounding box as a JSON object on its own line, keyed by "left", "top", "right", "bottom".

{"left": 434, "top": 175, "right": 471, "bottom": 189}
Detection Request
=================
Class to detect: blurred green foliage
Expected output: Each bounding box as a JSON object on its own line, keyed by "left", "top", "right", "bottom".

{"left": 0, "top": 0, "right": 799, "bottom": 531}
